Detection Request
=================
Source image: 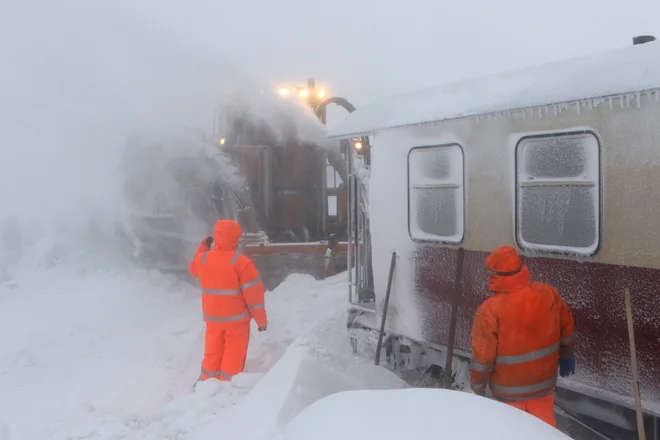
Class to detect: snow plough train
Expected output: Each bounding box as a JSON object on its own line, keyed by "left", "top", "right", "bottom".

{"left": 119, "top": 81, "right": 363, "bottom": 289}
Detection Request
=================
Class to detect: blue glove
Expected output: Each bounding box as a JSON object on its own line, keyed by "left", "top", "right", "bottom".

{"left": 559, "top": 358, "right": 575, "bottom": 377}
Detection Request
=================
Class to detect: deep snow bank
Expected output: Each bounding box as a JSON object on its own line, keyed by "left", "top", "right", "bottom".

{"left": 1, "top": 270, "right": 392, "bottom": 440}
{"left": 283, "top": 388, "right": 572, "bottom": 440}
{"left": 0, "top": 267, "right": 202, "bottom": 440}
{"left": 188, "top": 345, "right": 407, "bottom": 440}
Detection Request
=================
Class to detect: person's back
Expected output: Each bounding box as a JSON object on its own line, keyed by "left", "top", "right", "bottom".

{"left": 470, "top": 246, "right": 575, "bottom": 427}
{"left": 188, "top": 219, "right": 267, "bottom": 383}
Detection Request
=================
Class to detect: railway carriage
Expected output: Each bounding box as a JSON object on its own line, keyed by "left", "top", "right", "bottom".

{"left": 329, "top": 37, "right": 660, "bottom": 437}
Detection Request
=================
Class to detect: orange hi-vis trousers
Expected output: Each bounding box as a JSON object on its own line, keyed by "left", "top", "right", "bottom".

{"left": 505, "top": 393, "right": 557, "bottom": 427}
{"left": 202, "top": 320, "right": 250, "bottom": 381}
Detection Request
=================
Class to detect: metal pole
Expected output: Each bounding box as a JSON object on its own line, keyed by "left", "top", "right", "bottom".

{"left": 355, "top": 165, "right": 362, "bottom": 294}
{"left": 315, "top": 97, "right": 357, "bottom": 117}
{"left": 375, "top": 251, "right": 396, "bottom": 366}
{"left": 347, "top": 156, "right": 354, "bottom": 304}
{"left": 321, "top": 158, "right": 327, "bottom": 237}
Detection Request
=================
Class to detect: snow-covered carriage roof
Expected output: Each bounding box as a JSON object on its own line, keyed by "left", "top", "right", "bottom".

{"left": 327, "top": 40, "right": 660, "bottom": 139}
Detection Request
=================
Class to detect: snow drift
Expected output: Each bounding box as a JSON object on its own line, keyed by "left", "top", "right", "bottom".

{"left": 283, "top": 388, "right": 572, "bottom": 440}
{"left": 2, "top": 269, "right": 399, "bottom": 440}
{"left": 186, "top": 345, "right": 408, "bottom": 440}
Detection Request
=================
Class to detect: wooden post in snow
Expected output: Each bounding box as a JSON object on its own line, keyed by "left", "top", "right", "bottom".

{"left": 375, "top": 251, "right": 396, "bottom": 366}
{"left": 443, "top": 247, "right": 465, "bottom": 389}
{"left": 625, "top": 287, "right": 647, "bottom": 440}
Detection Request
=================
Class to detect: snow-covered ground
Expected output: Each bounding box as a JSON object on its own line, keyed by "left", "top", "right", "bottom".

{"left": 0, "top": 262, "right": 408, "bottom": 440}
{"left": 283, "top": 388, "right": 572, "bottom": 440}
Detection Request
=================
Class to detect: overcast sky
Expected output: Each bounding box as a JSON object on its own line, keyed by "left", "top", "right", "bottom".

{"left": 160, "top": 0, "right": 660, "bottom": 123}
{"left": 3, "top": 0, "right": 659, "bottom": 122}
{"left": 219, "top": 0, "right": 660, "bottom": 99}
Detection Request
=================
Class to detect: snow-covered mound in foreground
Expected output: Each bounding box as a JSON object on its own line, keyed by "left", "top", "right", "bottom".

{"left": 283, "top": 388, "right": 572, "bottom": 440}
{"left": 0, "top": 270, "right": 407, "bottom": 440}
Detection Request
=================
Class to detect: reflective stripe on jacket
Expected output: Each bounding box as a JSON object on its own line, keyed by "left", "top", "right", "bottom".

{"left": 470, "top": 267, "right": 575, "bottom": 402}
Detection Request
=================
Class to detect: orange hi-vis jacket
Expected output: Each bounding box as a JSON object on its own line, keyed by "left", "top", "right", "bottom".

{"left": 470, "top": 246, "right": 575, "bottom": 403}
{"left": 188, "top": 220, "right": 267, "bottom": 329}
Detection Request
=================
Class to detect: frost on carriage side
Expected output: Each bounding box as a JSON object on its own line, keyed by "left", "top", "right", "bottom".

{"left": 515, "top": 132, "right": 600, "bottom": 256}
{"left": 408, "top": 144, "right": 464, "bottom": 244}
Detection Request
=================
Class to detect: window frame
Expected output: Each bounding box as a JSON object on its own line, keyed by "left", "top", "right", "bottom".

{"left": 514, "top": 129, "right": 603, "bottom": 257}
{"left": 325, "top": 158, "right": 342, "bottom": 189}
{"left": 407, "top": 143, "right": 466, "bottom": 245}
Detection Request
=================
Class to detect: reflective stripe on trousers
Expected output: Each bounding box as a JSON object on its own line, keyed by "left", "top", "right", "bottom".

{"left": 493, "top": 387, "right": 557, "bottom": 403}
{"left": 200, "top": 368, "right": 233, "bottom": 380}
{"left": 490, "top": 375, "right": 558, "bottom": 397}
{"left": 471, "top": 382, "right": 487, "bottom": 394}
{"left": 471, "top": 360, "right": 493, "bottom": 372}
{"left": 203, "top": 311, "right": 251, "bottom": 322}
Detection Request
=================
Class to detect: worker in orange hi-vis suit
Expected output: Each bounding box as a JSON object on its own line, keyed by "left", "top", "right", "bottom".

{"left": 188, "top": 219, "right": 267, "bottom": 383}
{"left": 469, "top": 245, "right": 575, "bottom": 428}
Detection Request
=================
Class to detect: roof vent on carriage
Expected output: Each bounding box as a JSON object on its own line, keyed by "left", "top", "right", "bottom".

{"left": 633, "top": 35, "right": 656, "bottom": 45}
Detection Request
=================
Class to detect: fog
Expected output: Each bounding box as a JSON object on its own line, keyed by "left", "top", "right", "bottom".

{"left": 0, "top": 0, "right": 657, "bottom": 267}
{"left": 0, "top": 0, "right": 328, "bottom": 267}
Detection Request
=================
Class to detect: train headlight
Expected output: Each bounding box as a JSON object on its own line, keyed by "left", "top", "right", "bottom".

{"left": 219, "top": 137, "right": 226, "bottom": 145}
{"left": 278, "top": 87, "right": 290, "bottom": 97}
{"left": 299, "top": 88, "right": 309, "bottom": 98}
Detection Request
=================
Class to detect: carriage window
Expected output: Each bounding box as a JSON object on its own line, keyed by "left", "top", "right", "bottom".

{"left": 516, "top": 132, "right": 600, "bottom": 255}
{"left": 325, "top": 158, "right": 342, "bottom": 188}
{"left": 408, "top": 144, "right": 464, "bottom": 243}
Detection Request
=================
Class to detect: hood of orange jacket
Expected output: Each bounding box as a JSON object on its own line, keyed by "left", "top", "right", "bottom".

{"left": 213, "top": 220, "right": 242, "bottom": 251}
{"left": 488, "top": 265, "right": 531, "bottom": 293}
{"left": 485, "top": 245, "right": 530, "bottom": 294}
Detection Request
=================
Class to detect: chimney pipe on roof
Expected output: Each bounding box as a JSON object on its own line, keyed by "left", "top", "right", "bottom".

{"left": 633, "top": 35, "right": 656, "bottom": 45}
